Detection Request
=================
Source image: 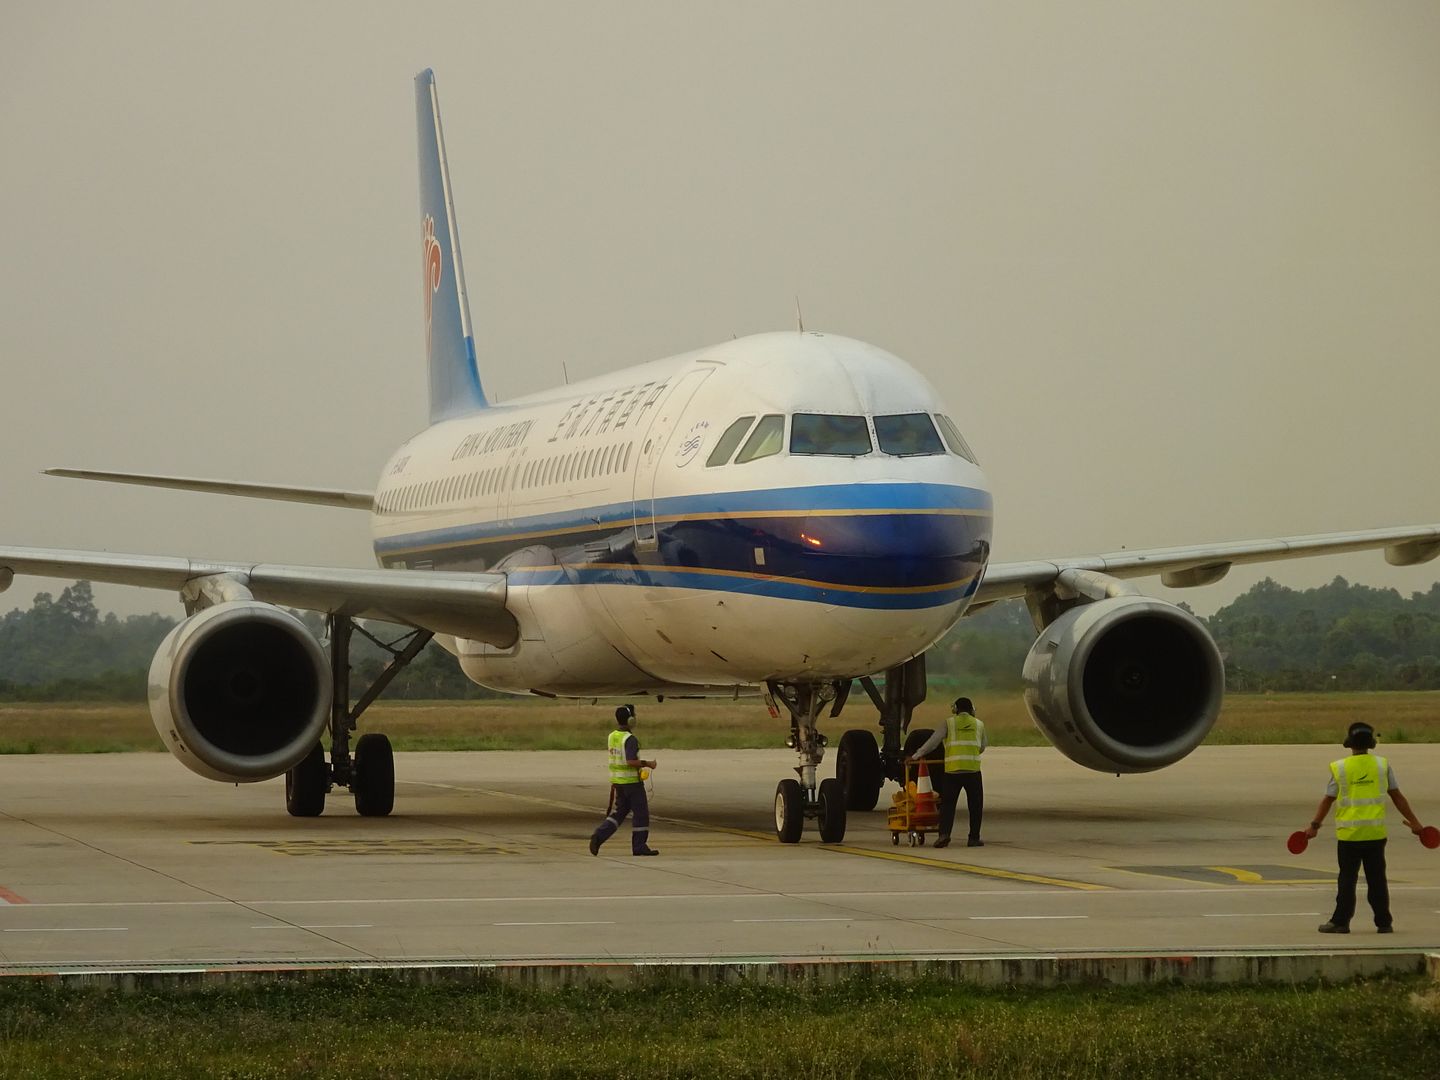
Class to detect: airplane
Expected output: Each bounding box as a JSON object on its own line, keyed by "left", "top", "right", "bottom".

{"left": 5, "top": 69, "right": 1440, "bottom": 844}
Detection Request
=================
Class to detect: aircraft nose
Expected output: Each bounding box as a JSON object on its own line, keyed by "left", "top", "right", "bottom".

{"left": 769, "top": 508, "right": 990, "bottom": 602}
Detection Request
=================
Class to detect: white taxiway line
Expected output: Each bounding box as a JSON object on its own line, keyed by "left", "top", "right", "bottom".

{"left": 1203, "top": 913, "right": 1322, "bottom": 918}
{"left": 492, "top": 921, "right": 616, "bottom": 927}
{"left": 250, "top": 925, "right": 375, "bottom": 930}
{"left": 967, "top": 915, "right": 1087, "bottom": 921}
{"left": 732, "top": 917, "right": 853, "bottom": 923}
{"left": 13, "top": 885, "right": 1440, "bottom": 910}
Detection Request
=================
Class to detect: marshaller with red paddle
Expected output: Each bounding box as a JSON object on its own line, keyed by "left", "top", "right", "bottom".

{"left": 1293, "top": 721, "right": 1429, "bottom": 934}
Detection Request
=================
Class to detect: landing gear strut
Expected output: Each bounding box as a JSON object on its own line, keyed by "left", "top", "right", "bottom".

{"left": 862, "top": 654, "right": 928, "bottom": 783}
{"left": 283, "top": 614, "right": 433, "bottom": 818}
{"left": 831, "top": 654, "right": 930, "bottom": 808}
{"left": 767, "top": 680, "right": 847, "bottom": 844}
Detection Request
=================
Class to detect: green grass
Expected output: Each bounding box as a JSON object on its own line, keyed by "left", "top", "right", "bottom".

{"left": 1, "top": 974, "right": 1437, "bottom": 1078}
{"left": 2, "top": 691, "right": 1439, "bottom": 754}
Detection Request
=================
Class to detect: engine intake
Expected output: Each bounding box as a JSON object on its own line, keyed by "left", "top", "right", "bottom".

{"left": 148, "top": 601, "right": 331, "bottom": 782}
{"left": 1022, "top": 595, "right": 1224, "bottom": 773}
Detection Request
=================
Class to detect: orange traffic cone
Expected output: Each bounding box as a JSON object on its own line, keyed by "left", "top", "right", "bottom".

{"left": 912, "top": 759, "right": 939, "bottom": 830}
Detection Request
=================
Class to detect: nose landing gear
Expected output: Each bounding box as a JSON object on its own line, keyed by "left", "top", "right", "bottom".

{"left": 767, "top": 681, "right": 848, "bottom": 844}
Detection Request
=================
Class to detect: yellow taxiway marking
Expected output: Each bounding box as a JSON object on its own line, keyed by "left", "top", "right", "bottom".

{"left": 404, "top": 781, "right": 1105, "bottom": 887}
{"left": 1208, "top": 866, "right": 1338, "bottom": 886}
{"left": 1107, "top": 865, "right": 1337, "bottom": 887}
{"left": 820, "top": 846, "right": 1109, "bottom": 890}
{"left": 410, "top": 780, "right": 779, "bottom": 843}
{"left": 191, "top": 839, "right": 521, "bottom": 857}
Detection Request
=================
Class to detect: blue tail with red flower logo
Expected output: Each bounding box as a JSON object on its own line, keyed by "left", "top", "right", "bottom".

{"left": 416, "top": 69, "right": 488, "bottom": 420}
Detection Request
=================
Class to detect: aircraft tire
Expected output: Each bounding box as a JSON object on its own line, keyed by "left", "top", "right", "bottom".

{"left": 835, "top": 730, "right": 883, "bottom": 811}
{"left": 817, "top": 777, "right": 847, "bottom": 843}
{"left": 353, "top": 733, "right": 395, "bottom": 817}
{"left": 774, "top": 778, "right": 804, "bottom": 844}
{"left": 285, "top": 742, "right": 328, "bottom": 818}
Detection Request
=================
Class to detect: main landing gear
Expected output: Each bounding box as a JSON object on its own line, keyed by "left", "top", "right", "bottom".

{"left": 768, "top": 655, "right": 930, "bottom": 844}
{"left": 284, "top": 615, "right": 433, "bottom": 818}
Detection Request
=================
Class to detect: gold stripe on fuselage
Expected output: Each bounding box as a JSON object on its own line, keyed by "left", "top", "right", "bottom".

{"left": 375, "top": 505, "right": 993, "bottom": 558}
{"left": 507, "top": 561, "right": 983, "bottom": 597}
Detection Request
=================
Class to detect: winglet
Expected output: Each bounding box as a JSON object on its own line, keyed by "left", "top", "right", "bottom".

{"left": 416, "top": 69, "right": 488, "bottom": 420}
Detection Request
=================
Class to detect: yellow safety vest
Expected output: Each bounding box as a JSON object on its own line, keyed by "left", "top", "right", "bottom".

{"left": 1331, "top": 753, "right": 1388, "bottom": 841}
{"left": 608, "top": 729, "right": 640, "bottom": 785}
{"left": 944, "top": 713, "right": 984, "bottom": 773}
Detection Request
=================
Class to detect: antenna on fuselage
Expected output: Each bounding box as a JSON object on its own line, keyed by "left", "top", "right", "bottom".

{"left": 562, "top": 361, "right": 570, "bottom": 385}
{"left": 794, "top": 296, "right": 805, "bottom": 333}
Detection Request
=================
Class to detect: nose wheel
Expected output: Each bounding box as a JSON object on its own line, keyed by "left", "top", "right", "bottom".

{"left": 774, "top": 779, "right": 804, "bottom": 843}
{"left": 768, "top": 682, "right": 847, "bottom": 844}
{"left": 773, "top": 776, "right": 848, "bottom": 845}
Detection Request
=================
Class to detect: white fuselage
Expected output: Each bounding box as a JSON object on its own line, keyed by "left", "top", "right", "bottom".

{"left": 369, "top": 332, "right": 993, "bottom": 695}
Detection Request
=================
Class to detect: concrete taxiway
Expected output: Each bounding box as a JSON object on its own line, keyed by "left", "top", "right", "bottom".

{"left": 1, "top": 745, "right": 1438, "bottom": 973}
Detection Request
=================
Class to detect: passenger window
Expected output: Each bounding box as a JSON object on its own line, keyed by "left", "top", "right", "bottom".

{"left": 707, "top": 416, "right": 756, "bottom": 467}
{"left": 875, "top": 413, "right": 944, "bottom": 457}
{"left": 935, "top": 414, "right": 979, "bottom": 464}
{"left": 735, "top": 415, "right": 785, "bottom": 464}
{"left": 790, "top": 413, "right": 871, "bottom": 456}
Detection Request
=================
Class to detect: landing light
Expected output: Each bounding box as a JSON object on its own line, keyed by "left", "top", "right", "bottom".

{"left": 800, "top": 533, "right": 823, "bottom": 548}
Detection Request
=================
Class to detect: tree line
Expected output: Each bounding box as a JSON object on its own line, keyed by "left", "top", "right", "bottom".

{"left": 3, "top": 576, "right": 1440, "bottom": 702}
{"left": 928, "top": 575, "right": 1440, "bottom": 693}
{"left": 0, "top": 582, "right": 498, "bottom": 702}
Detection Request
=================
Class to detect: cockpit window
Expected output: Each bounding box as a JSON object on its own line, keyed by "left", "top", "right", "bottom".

{"left": 874, "top": 413, "right": 945, "bottom": 457}
{"left": 706, "top": 416, "right": 755, "bottom": 467}
{"left": 935, "top": 414, "right": 978, "bottom": 464}
{"left": 790, "top": 413, "right": 872, "bottom": 456}
{"left": 735, "top": 414, "right": 785, "bottom": 464}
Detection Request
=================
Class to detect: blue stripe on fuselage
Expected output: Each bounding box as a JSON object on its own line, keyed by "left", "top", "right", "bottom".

{"left": 372, "top": 482, "right": 992, "bottom": 610}
{"left": 372, "top": 482, "right": 992, "bottom": 555}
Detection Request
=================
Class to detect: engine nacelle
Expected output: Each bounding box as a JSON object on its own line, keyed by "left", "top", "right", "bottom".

{"left": 148, "top": 601, "right": 331, "bottom": 782}
{"left": 1022, "top": 595, "right": 1224, "bottom": 774}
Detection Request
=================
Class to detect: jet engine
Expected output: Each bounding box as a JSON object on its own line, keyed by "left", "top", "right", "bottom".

{"left": 1022, "top": 594, "right": 1224, "bottom": 773}
{"left": 148, "top": 601, "right": 331, "bottom": 782}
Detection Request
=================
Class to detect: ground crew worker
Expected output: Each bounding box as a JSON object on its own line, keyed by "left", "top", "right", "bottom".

{"left": 1304, "top": 721, "right": 1425, "bottom": 934}
{"left": 589, "top": 704, "right": 659, "bottom": 856}
{"left": 908, "top": 696, "right": 986, "bottom": 848}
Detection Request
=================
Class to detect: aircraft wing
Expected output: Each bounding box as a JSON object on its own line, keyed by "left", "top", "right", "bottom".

{"left": 0, "top": 545, "right": 515, "bottom": 645}
{"left": 973, "top": 524, "right": 1440, "bottom": 607}
{"left": 44, "top": 468, "right": 373, "bottom": 510}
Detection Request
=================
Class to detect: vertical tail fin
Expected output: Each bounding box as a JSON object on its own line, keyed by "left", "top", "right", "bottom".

{"left": 415, "top": 69, "right": 487, "bottom": 420}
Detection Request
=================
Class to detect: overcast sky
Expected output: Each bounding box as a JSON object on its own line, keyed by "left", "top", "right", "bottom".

{"left": 3, "top": 2, "right": 1439, "bottom": 621}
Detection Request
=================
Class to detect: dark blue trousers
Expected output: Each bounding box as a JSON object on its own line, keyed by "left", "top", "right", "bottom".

{"left": 934, "top": 769, "right": 983, "bottom": 841}
{"left": 1331, "top": 838, "right": 1391, "bottom": 929}
{"left": 592, "top": 783, "right": 650, "bottom": 854}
